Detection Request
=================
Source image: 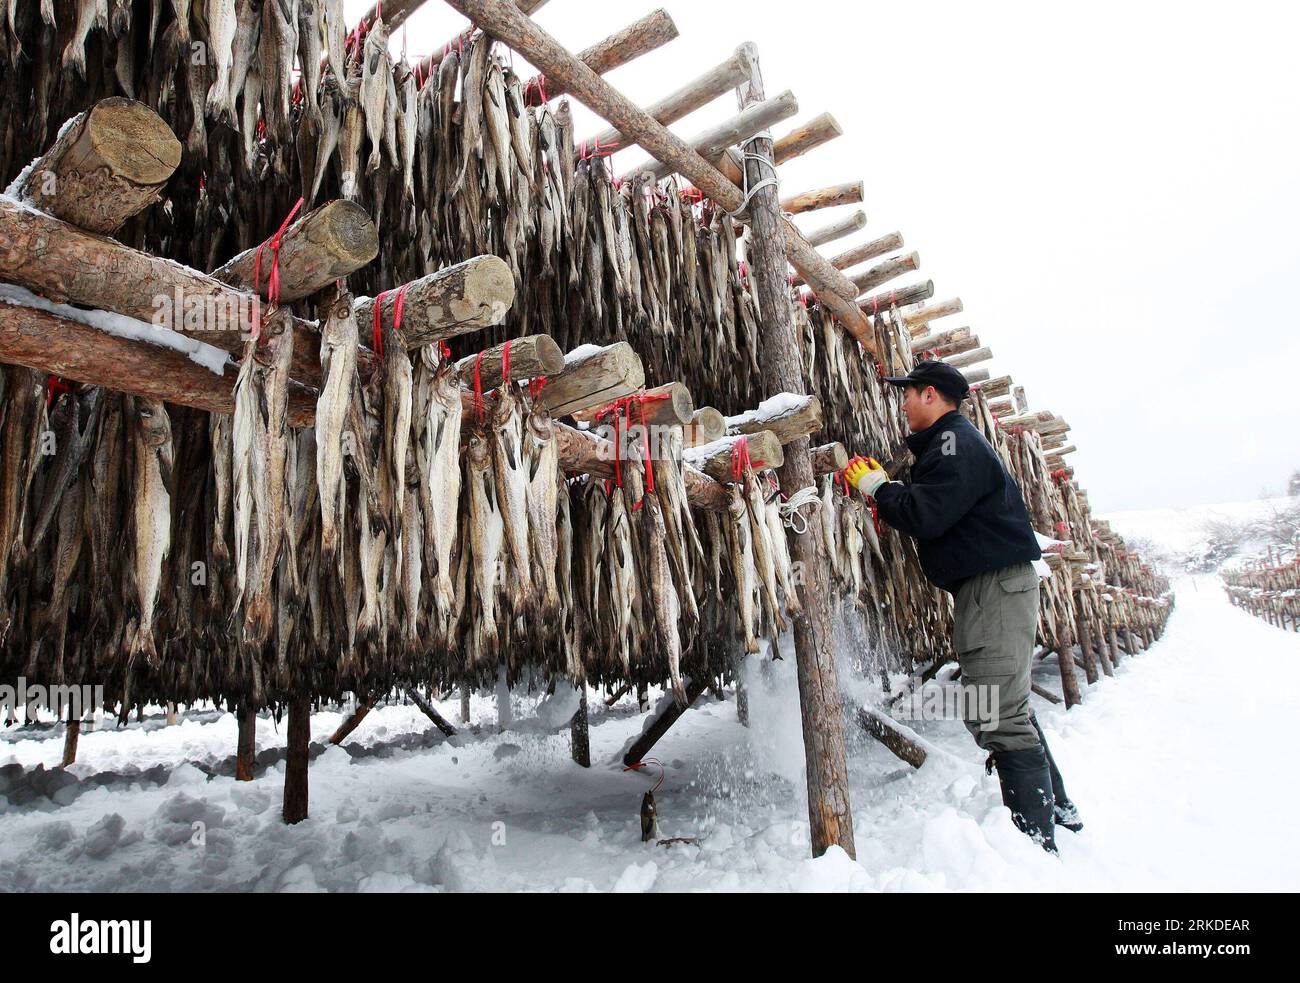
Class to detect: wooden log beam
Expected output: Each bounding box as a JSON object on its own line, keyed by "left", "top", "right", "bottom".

{"left": 15, "top": 98, "right": 181, "bottom": 235}
{"left": 282, "top": 697, "right": 311, "bottom": 824}
{"left": 538, "top": 342, "right": 644, "bottom": 418}
{"left": 945, "top": 345, "right": 992, "bottom": 369}
{"left": 810, "top": 442, "right": 848, "bottom": 475}
{"left": 622, "top": 676, "right": 709, "bottom": 767}
{"left": 329, "top": 697, "right": 375, "bottom": 744}
{"left": 440, "top": 0, "right": 875, "bottom": 349}
{"left": 779, "top": 180, "right": 864, "bottom": 216}
{"left": 911, "top": 325, "right": 971, "bottom": 355}
{"left": 586, "top": 48, "right": 751, "bottom": 150}
{"left": 623, "top": 90, "right": 799, "bottom": 183}
{"left": 973, "top": 375, "right": 1013, "bottom": 399}
{"left": 961, "top": 366, "right": 990, "bottom": 384}
{"left": 684, "top": 406, "right": 725, "bottom": 448}
{"left": 354, "top": 256, "right": 515, "bottom": 351}
{"left": 212, "top": 200, "right": 378, "bottom": 305}
{"left": 416, "top": 0, "right": 552, "bottom": 76}
{"left": 571, "top": 381, "right": 695, "bottom": 428}
{"left": 522, "top": 9, "right": 680, "bottom": 107}
{"left": 1013, "top": 385, "right": 1028, "bottom": 413}
{"left": 793, "top": 232, "right": 903, "bottom": 285}
{"left": 903, "top": 297, "right": 964, "bottom": 332}
{"left": 855, "top": 706, "right": 927, "bottom": 768}
{"left": 552, "top": 422, "right": 729, "bottom": 509}
{"left": 803, "top": 210, "right": 867, "bottom": 248}
{"left": 684, "top": 430, "right": 784, "bottom": 483}
{"left": 849, "top": 251, "right": 920, "bottom": 295}
{"left": 725, "top": 393, "right": 823, "bottom": 445}
{"left": 0, "top": 302, "right": 317, "bottom": 427}
{"left": 453, "top": 334, "right": 564, "bottom": 386}
{"left": 774, "top": 113, "right": 842, "bottom": 165}
{"left": 406, "top": 688, "right": 458, "bottom": 737}
{"left": 858, "top": 280, "right": 934, "bottom": 316}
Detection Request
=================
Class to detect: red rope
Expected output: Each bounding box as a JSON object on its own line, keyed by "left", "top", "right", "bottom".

{"left": 623, "top": 756, "right": 665, "bottom": 793}
{"left": 595, "top": 391, "right": 672, "bottom": 503}
{"left": 473, "top": 349, "right": 487, "bottom": 423}
{"left": 501, "top": 339, "right": 511, "bottom": 383}
{"left": 251, "top": 196, "right": 305, "bottom": 339}
{"left": 45, "top": 375, "right": 73, "bottom": 409}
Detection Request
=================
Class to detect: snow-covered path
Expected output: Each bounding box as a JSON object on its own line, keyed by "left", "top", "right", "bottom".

{"left": 0, "top": 575, "right": 1295, "bottom": 891}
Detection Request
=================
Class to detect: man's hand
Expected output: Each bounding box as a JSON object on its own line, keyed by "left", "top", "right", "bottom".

{"left": 844, "top": 455, "right": 890, "bottom": 498}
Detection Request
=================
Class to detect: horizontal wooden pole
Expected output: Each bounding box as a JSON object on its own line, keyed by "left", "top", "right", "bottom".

{"left": 16, "top": 97, "right": 180, "bottom": 235}
{"left": 780, "top": 180, "right": 864, "bottom": 216}
{"left": 539, "top": 342, "right": 645, "bottom": 418}
{"left": 858, "top": 280, "right": 934, "bottom": 316}
{"left": 803, "top": 210, "right": 867, "bottom": 249}
{"left": 571, "top": 381, "right": 694, "bottom": 427}
{"left": 0, "top": 302, "right": 315, "bottom": 427}
{"left": 553, "top": 422, "right": 727, "bottom": 510}
{"left": 911, "top": 325, "right": 971, "bottom": 355}
{"left": 454, "top": 334, "right": 564, "bottom": 386}
{"left": 944, "top": 345, "right": 991, "bottom": 369}
{"left": 961, "top": 367, "right": 989, "bottom": 384}
{"left": 585, "top": 48, "right": 751, "bottom": 150}
{"left": 903, "top": 297, "right": 964, "bottom": 331}
{"left": 849, "top": 251, "right": 920, "bottom": 295}
{"left": 810, "top": 442, "right": 848, "bottom": 475}
{"left": 522, "top": 9, "right": 680, "bottom": 106}
{"left": 353, "top": 256, "right": 515, "bottom": 351}
{"left": 793, "top": 231, "right": 903, "bottom": 286}
{"left": 972, "top": 375, "right": 1012, "bottom": 399}
{"left": 624, "top": 89, "right": 799, "bottom": 184}
{"left": 725, "top": 393, "right": 822, "bottom": 445}
{"left": 684, "top": 406, "right": 726, "bottom": 448}
{"left": 773, "top": 112, "right": 842, "bottom": 165}
{"left": 212, "top": 200, "right": 379, "bottom": 305}
{"left": 684, "top": 430, "right": 784, "bottom": 483}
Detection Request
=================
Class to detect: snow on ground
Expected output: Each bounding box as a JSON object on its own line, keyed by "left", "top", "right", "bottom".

{"left": 1101, "top": 495, "right": 1295, "bottom": 564}
{"left": 1, "top": 571, "right": 1296, "bottom": 892}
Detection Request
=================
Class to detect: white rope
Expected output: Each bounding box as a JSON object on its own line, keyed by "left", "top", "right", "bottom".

{"left": 779, "top": 485, "right": 822, "bottom": 535}
{"left": 726, "top": 142, "right": 782, "bottom": 219}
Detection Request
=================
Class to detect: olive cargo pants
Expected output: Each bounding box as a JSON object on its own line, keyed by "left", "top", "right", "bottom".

{"left": 951, "top": 561, "right": 1042, "bottom": 753}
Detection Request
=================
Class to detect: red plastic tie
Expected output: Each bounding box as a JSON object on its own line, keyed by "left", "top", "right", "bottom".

{"left": 501, "top": 339, "right": 512, "bottom": 383}
{"left": 623, "top": 757, "right": 665, "bottom": 793}
{"left": 45, "top": 375, "right": 73, "bottom": 409}
{"left": 473, "top": 349, "right": 487, "bottom": 423}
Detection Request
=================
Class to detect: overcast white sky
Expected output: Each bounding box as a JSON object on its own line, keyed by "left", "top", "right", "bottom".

{"left": 348, "top": 0, "right": 1300, "bottom": 512}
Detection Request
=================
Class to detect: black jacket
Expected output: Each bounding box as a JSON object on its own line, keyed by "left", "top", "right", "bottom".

{"left": 873, "top": 409, "right": 1041, "bottom": 593}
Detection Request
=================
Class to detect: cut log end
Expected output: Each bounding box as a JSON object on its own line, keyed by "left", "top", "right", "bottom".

{"left": 86, "top": 98, "right": 182, "bottom": 184}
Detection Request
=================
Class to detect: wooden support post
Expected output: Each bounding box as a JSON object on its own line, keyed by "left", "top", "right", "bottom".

{"left": 570, "top": 687, "right": 591, "bottom": 767}
{"left": 1056, "top": 627, "right": 1083, "bottom": 708}
{"left": 166, "top": 702, "right": 178, "bottom": 726}
{"left": 624, "top": 90, "right": 799, "bottom": 184}
{"left": 734, "top": 42, "right": 855, "bottom": 858}
{"left": 622, "top": 676, "right": 708, "bottom": 766}
{"left": 779, "top": 180, "right": 864, "bottom": 216}
{"left": 1031, "top": 682, "right": 1064, "bottom": 705}
{"left": 586, "top": 48, "right": 751, "bottom": 149}
{"left": 282, "top": 697, "right": 311, "bottom": 824}
{"left": 1074, "top": 598, "right": 1099, "bottom": 684}
{"left": 460, "top": 685, "right": 472, "bottom": 723}
{"left": 438, "top": 0, "right": 875, "bottom": 348}
{"left": 329, "top": 696, "right": 375, "bottom": 744}
{"left": 15, "top": 98, "right": 181, "bottom": 235}
{"left": 353, "top": 256, "right": 515, "bottom": 351}
{"left": 1107, "top": 624, "right": 1122, "bottom": 666}
{"left": 856, "top": 706, "right": 926, "bottom": 768}
{"left": 774, "top": 112, "right": 843, "bottom": 165}
{"left": 803, "top": 210, "right": 867, "bottom": 248}
{"left": 61, "top": 720, "right": 80, "bottom": 767}
{"left": 212, "top": 200, "right": 379, "bottom": 304}
{"left": 406, "top": 687, "right": 458, "bottom": 737}
{"left": 725, "top": 393, "right": 823, "bottom": 445}
{"left": 236, "top": 705, "right": 256, "bottom": 781}
{"left": 521, "top": 9, "right": 680, "bottom": 106}
{"left": 453, "top": 334, "right": 564, "bottom": 386}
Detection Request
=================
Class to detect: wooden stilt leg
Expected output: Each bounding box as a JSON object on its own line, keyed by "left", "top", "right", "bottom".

{"left": 406, "top": 687, "right": 457, "bottom": 737}
{"left": 236, "top": 705, "right": 256, "bottom": 781}
{"left": 329, "top": 695, "right": 375, "bottom": 744}
{"left": 61, "top": 719, "right": 80, "bottom": 767}
{"left": 622, "top": 676, "right": 709, "bottom": 766}
{"left": 569, "top": 686, "right": 590, "bottom": 768}
{"left": 283, "top": 697, "right": 311, "bottom": 825}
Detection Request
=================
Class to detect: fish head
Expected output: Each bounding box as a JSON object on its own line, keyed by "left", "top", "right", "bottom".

{"left": 467, "top": 434, "right": 491, "bottom": 471}
{"left": 136, "top": 399, "right": 172, "bottom": 448}
{"left": 525, "top": 404, "right": 554, "bottom": 443}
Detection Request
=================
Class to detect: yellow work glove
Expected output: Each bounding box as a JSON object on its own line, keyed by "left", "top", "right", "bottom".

{"left": 843, "top": 455, "right": 889, "bottom": 498}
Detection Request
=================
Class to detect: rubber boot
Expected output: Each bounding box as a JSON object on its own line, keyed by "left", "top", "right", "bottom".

{"left": 987, "top": 747, "right": 1058, "bottom": 855}
{"left": 1028, "top": 712, "right": 1083, "bottom": 832}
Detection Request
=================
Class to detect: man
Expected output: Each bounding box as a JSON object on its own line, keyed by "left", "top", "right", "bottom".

{"left": 843, "top": 360, "right": 1082, "bottom": 854}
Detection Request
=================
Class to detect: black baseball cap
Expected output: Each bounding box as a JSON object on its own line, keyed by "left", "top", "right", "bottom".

{"left": 883, "top": 359, "right": 970, "bottom": 400}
